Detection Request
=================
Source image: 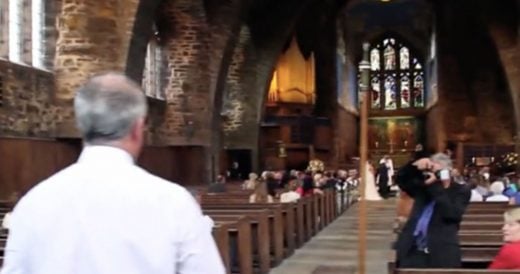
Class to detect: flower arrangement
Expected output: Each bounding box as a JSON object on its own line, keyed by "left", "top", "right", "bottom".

{"left": 495, "top": 152, "right": 518, "bottom": 173}
{"left": 307, "top": 159, "right": 325, "bottom": 173}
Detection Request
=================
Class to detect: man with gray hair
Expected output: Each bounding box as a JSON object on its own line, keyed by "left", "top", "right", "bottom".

{"left": 394, "top": 152, "right": 470, "bottom": 268}
{"left": 1, "top": 73, "right": 225, "bottom": 274}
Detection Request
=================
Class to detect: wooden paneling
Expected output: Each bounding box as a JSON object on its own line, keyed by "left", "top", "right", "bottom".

{"left": 0, "top": 138, "right": 207, "bottom": 199}
{"left": 138, "top": 146, "right": 206, "bottom": 186}
{"left": 0, "top": 137, "right": 81, "bottom": 198}
{"left": 314, "top": 125, "right": 332, "bottom": 150}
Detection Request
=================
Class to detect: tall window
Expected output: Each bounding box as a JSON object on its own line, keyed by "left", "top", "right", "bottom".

{"left": 142, "top": 27, "right": 166, "bottom": 100}
{"left": 5, "top": 0, "right": 47, "bottom": 68}
{"left": 365, "top": 37, "right": 424, "bottom": 110}
{"left": 32, "top": 0, "right": 45, "bottom": 68}
{"left": 8, "top": 0, "right": 23, "bottom": 63}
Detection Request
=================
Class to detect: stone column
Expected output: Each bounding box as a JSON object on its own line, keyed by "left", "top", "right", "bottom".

{"left": 54, "top": 0, "right": 127, "bottom": 100}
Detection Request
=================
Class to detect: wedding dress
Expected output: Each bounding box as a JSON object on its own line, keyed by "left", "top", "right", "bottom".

{"left": 363, "top": 162, "right": 382, "bottom": 201}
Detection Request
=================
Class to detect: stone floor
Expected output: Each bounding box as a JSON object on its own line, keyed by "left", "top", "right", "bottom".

{"left": 270, "top": 199, "right": 396, "bottom": 274}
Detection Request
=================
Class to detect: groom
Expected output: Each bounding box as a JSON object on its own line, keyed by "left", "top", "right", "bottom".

{"left": 377, "top": 157, "right": 390, "bottom": 198}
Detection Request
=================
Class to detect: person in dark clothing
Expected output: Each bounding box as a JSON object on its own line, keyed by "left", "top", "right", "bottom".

{"left": 377, "top": 160, "right": 390, "bottom": 198}
{"left": 320, "top": 171, "right": 337, "bottom": 190}
{"left": 208, "top": 174, "right": 227, "bottom": 193}
{"left": 395, "top": 153, "right": 471, "bottom": 269}
{"left": 299, "top": 172, "right": 315, "bottom": 197}
{"left": 280, "top": 171, "right": 291, "bottom": 190}
{"left": 265, "top": 172, "right": 279, "bottom": 198}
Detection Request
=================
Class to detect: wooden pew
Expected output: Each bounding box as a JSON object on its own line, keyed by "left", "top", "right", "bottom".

{"left": 461, "top": 221, "right": 503, "bottom": 231}
{"left": 212, "top": 223, "right": 231, "bottom": 273}
{"left": 210, "top": 215, "right": 253, "bottom": 274}
{"left": 396, "top": 269, "right": 520, "bottom": 274}
{"left": 205, "top": 209, "right": 271, "bottom": 273}
{"left": 463, "top": 214, "right": 504, "bottom": 222}
{"left": 202, "top": 193, "right": 315, "bottom": 244}
{"left": 459, "top": 233, "right": 502, "bottom": 247}
{"left": 204, "top": 202, "right": 297, "bottom": 256}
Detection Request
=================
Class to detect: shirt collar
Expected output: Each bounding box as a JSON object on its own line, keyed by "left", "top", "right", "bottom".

{"left": 77, "top": 145, "right": 135, "bottom": 165}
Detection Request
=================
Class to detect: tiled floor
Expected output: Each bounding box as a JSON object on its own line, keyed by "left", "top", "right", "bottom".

{"left": 270, "top": 199, "right": 396, "bottom": 274}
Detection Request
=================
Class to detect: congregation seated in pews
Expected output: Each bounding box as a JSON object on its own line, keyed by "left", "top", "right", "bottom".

{"left": 186, "top": 168, "right": 358, "bottom": 274}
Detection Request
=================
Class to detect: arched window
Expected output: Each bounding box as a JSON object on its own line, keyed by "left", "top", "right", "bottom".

{"left": 142, "top": 25, "right": 166, "bottom": 101}
{"left": 364, "top": 37, "right": 424, "bottom": 110}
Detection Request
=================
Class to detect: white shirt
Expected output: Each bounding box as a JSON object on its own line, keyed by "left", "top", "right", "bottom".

{"left": 486, "top": 194, "right": 510, "bottom": 202}
{"left": 280, "top": 191, "right": 301, "bottom": 203}
{"left": 1, "top": 212, "right": 11, "bottom": 229}
{"left": 1, "top": 146, "right": 225, "bottom": 274}
{"left": 469, "top": 189, "right": 484, "bottom": 202}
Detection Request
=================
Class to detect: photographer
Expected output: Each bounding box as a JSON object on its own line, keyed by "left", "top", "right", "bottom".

{"left": 395, "top": 153, "right": 471, "bottom": 268}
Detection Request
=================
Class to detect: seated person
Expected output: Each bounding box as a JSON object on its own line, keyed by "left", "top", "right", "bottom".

{"left": 489, "top": 207, "right": 520, "bottom": 269}
{"left": 486, "top": 181, "right": 510, "bottom": 202}
{"left": 280, "top": 179, "right": 301, "bottom": 203}
{"left": 319, "top": 171, "right": 337, "bottom": 190}
{"left": 249, "top": 181, "right": 274, "bottom": 203}
{"left": 208, "top": 174, "right": 227, "bottom": 193}
{"left": 296, "top": 171, "right": 315, "bottom": 196}
{"left": 264, "top": 172, "right": 279, "bottom": 198}
{"left": 468, "top": 178, "right": 484, "bottom": 202}
{"left": 242, "top": 172, "right": 258, "bottom": 190}
{"left": 475, "top": 175, "right": 491, "bottom": 198}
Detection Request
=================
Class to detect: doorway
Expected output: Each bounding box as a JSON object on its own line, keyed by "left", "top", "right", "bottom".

{"left": 226, "top": 149, "right": 252, "bottom": 181}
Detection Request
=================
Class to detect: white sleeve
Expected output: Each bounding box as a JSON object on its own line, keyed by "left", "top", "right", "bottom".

{"left": 1, "top": 205, "right": 30, "bottom": 274}
{"left": 175, "top": 192, "right": 225, "bottom": 274}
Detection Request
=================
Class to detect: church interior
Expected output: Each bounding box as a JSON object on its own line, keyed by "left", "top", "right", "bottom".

{"left": 1, "top": 0, "right": 520, "bottom": 273}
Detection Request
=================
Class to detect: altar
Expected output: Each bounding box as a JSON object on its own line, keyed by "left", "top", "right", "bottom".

{"left": 367, "top": 116, "right": 423, "bottom": 167}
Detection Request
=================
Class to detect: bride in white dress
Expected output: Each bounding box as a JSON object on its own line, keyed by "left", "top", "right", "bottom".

{"left": 362, "top": 161, "right": 382, "bottom": 201}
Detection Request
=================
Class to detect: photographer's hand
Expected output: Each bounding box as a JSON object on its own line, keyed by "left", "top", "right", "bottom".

{"left": 413, "top": 158, "right": 432, "bottom": 170}
{"left": 424, "top": 172, "right": 436, "bottom": 185}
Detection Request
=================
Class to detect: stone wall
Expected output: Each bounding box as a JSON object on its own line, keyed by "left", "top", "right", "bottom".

{"left": 435, "top": 0, "right": 515, "bottom": 145}
{"left": 0, "top": 60, "right": 72, "bottom": 137}
{"left": 336, "top": 106, "right": 358, "bottom": 163}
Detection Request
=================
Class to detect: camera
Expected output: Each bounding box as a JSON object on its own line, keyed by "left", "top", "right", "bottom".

{"left": 423, "top": 169, "right": 450, "bottom": 181}
{"left": 436, "top": 169, "right": 450, "bottom": 180}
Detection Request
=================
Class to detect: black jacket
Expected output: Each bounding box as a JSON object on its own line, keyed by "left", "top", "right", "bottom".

{"left": 395, "top": 161, "right": 471, "bottom": 268}
{"left": 377, "top": 163, "right": 389, "bottom": 182}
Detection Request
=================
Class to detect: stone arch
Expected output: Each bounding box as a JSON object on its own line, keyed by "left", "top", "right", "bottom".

{"left": 222, "top": 0, "right": 348, "bottom": 170}
{"left": 126, "top": 0, "right": 247, "bottom": 182}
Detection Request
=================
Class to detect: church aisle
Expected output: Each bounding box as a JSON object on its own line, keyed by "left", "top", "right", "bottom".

{"left": 269, "top": 199, "right": 396, "bottom": 274}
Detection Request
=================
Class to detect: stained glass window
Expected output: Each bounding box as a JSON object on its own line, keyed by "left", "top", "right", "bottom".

{"left": 371, "top": 77, "right": 380, "bottom": 108}
{"left": 414, "top": 73, "right": 424, "bottom": 107}
{"left": 400, "top": 47, "right": 409, "bottom": 69}
{"left": 384, "top": 76, "right": 397, "bottom": 110}
{"left": 360, "top": 37, "right": 425, "bottom": 110}
{"left": 401, "top": 74, "right": 410, "bottom": 108}
{"left": 370, "top": 48, "right": 380, "bottom": 71}
{"left": 384, "top": 45, "right": 395, "bottom": 70}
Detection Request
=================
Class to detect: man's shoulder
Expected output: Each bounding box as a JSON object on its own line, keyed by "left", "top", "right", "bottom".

{"left": 131, "top": 167, "right": 192, "bottom": 196}
{"left": 25, "top": 164, "right": 191, "bottom": 203}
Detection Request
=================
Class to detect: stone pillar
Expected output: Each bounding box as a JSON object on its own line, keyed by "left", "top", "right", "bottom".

{"left": 54, "top": 0, "right": 128, "bottom": 100}
{"left": 160, "top": 0, "right": 211, "bottom": 145}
